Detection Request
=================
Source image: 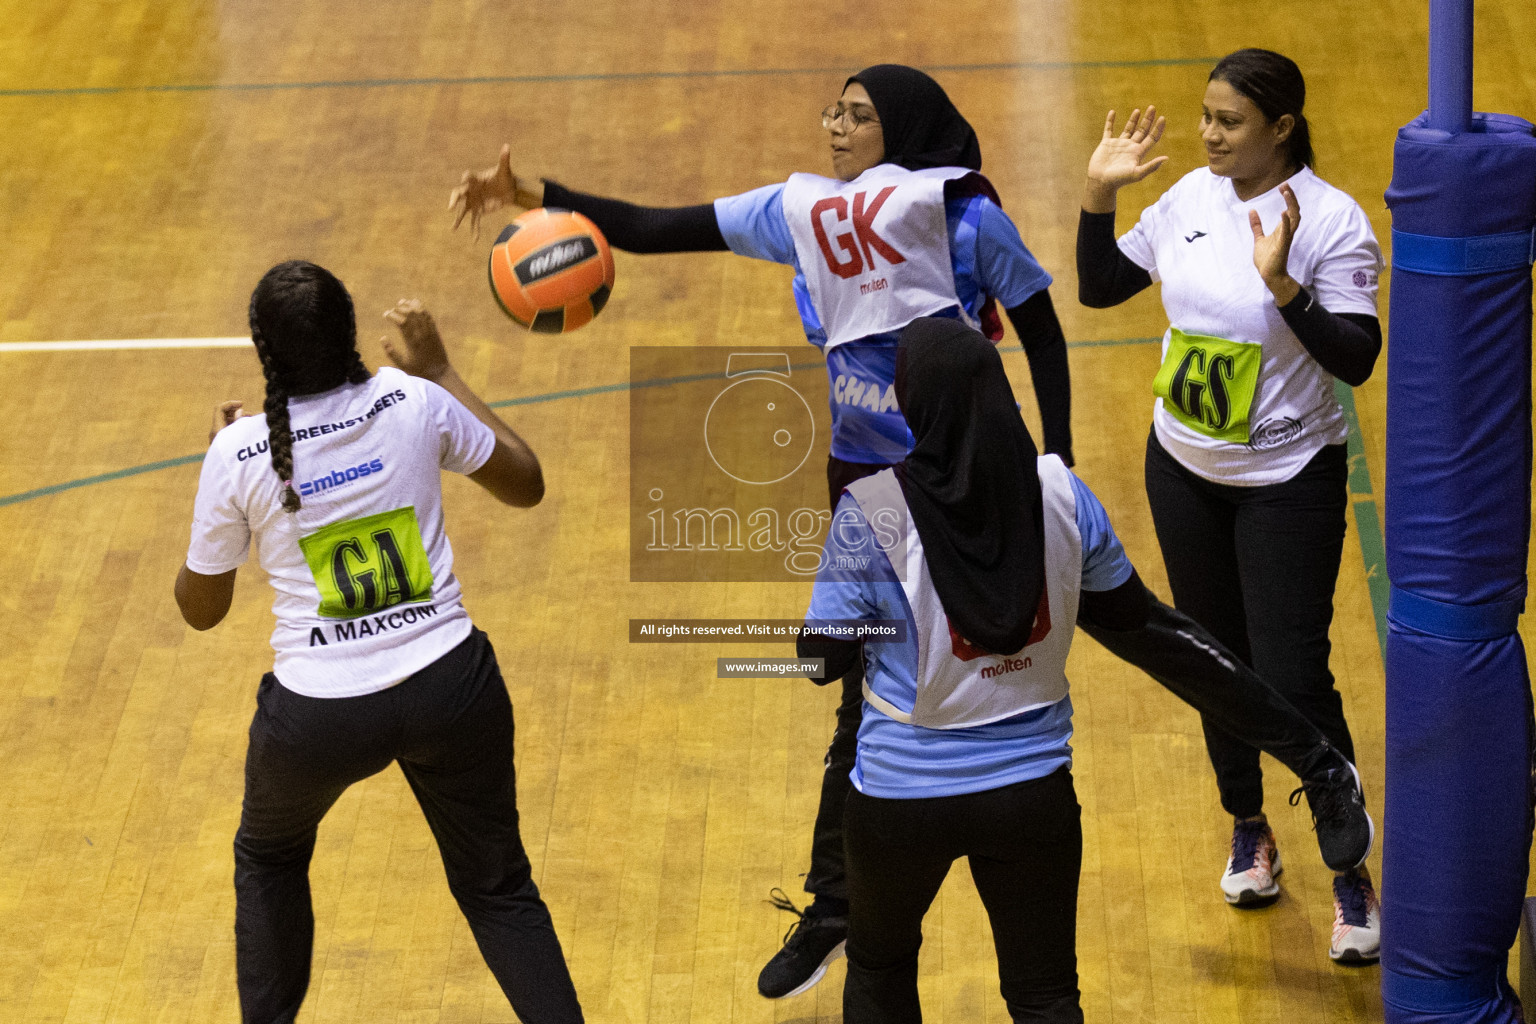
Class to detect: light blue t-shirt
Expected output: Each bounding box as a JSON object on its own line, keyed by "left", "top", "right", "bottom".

{"left": 805, "top": 469, "right": 1134, "bottom": 799}
{"left": 714, "top": 177, "right": 1052, "bottom": 464}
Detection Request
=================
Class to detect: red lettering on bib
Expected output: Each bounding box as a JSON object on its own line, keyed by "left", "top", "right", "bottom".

{"left": 810, "top": 196, "right": 862, "bottom": 279}
{"left": 852, "top": 187, "right": 904, "bottom": 269}
{"left": 810, "top": 187, "right": 906, "bottom": 279}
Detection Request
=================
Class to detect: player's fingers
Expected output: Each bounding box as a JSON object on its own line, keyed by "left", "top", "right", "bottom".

{"left": 1103, "top": 109, "right": 1117, "bottom": 140}
{"left": 1122, "top": 108, "right": 1141, "bottom": 137}
{"left": 1249, "top": 208, "right": 1264, "bottom": 240}
{"left": 1281, "top": 182, "right": 1301, "bottom": 219}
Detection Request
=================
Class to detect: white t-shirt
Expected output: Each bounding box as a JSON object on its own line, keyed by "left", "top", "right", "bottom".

{"left": 1118, "top": 165, "right": 1383, "bottom": 484}
{"left": 186, "top": 367, "right": 496, "bottom": 697}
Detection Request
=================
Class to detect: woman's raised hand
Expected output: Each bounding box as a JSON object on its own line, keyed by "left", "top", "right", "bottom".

{"left": 1250, "top": 182, "right": 1302, "bottom": 305}
{"left": 209, "top": 400, "right": 245, "bottom": 443}
{"left": 1084, "top": 107, "right": 1169, "bottom": 213}
{"left": 382, "top": 299, "right": 452, "bottom": 382}
{"left": 449, "top": 144, "right": 544, "bottom": 237}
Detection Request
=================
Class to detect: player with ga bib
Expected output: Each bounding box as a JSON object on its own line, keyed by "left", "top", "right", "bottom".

{"left": 174, "top": 262, "right": 584, "bottom": 1024}
{"left": 1077, "top": 49, "right": 1384, "bottom": 962}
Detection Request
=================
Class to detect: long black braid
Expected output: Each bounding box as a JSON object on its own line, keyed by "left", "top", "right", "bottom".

{"left": 248, "top": 261, "right": 371, "bottom": 513}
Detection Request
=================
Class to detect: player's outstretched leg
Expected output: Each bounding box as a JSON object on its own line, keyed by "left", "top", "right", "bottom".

{"left": 1080, "top": 595, "right": 1372, "bottom": 872}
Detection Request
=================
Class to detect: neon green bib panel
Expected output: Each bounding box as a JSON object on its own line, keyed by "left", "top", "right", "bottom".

{"left": 299, "top": 506, "right": 435, "bottom": 618}
{"left": 1151, "top": 328, "right": 1262, "bottom": 443}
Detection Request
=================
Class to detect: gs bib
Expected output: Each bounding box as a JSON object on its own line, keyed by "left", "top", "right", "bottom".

{"left": 1152, "top": 327, "right": 1263, "bottom": 443}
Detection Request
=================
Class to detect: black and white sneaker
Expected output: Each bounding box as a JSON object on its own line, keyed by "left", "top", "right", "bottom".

{"left": 1291, "top": 755, "right": 1374, "bottom": 872}
{"left": 757, "top": 889, "right": 848, "bottom": 999}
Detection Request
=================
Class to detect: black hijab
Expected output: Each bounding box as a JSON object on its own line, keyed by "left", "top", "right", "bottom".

{"left": 894, "top": 317, "right": 1045, "bottom": 654}
{"left": 848, "top": 64, "right": 982, "bottom": 172}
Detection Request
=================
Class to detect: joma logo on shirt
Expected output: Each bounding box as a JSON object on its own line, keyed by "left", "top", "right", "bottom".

{"left": 810, "top": 186, "right": 906, "bottom": 279}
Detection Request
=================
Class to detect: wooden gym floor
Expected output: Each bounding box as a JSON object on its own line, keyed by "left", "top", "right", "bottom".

{"left": 3, "top": 0, "right": 1536, "bottom": 1021}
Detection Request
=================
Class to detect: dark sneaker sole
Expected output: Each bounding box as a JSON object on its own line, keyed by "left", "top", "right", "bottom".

{"left": 1222, "top": 857, "right": 1281, "bottom": 906}
{"left": 760, "top": 939, "right": 846, "bottom": 999}
{"left": 1330, "top": 947, "right": 1380, "bottom": 966}
{"left": 1225, "top": 888, "right": 1281, "bottom": 907}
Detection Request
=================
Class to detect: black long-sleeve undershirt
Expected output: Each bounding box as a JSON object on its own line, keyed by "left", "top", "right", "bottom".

{"left": 798, "top": 631, "right": 861, "bottom": 684}
{"left": 1077, "top": 569, "right": 1153, "bottom": 632}
{"left": 542, "top": 180, "right": 727, "bottom": 252}
{"left": 1275, "top": 288, "right": 1382, "bottom": 387}
{"left": 1075, "top": 208, "right": 1382, "bottom": 386}
{"left": 797, "top": 566, "right": 1152, "bottom": 683}
{"left": 1005, "top": 290, "right": 1073, "bottom": 465}
{"left": 1076, "top": 209, "right": 1153, "bottom": 308}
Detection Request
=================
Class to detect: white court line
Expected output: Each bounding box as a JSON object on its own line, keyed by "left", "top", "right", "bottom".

{"left": 0, "top": 337, "right": 251, "bottom": 352}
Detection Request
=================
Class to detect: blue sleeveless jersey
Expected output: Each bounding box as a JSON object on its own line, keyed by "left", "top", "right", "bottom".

{"left": 715, "top": 178, "right": 1052, "bottom": 464}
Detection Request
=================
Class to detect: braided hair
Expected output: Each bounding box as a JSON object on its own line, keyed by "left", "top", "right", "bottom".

{"left": 248, "top": 261, "right": 370, "bottom": 512}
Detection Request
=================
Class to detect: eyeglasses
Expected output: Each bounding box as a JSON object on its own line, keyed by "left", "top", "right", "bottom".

{"left": 821, "top": 104, "right": 880, "bottom": 132}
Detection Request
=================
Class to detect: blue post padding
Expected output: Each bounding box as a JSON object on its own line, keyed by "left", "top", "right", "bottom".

{"left": 1388, "top": 584, "right": 1523, "bottom": 641}
{"left": 1385, "top": 114, "right": 1536, "bottom": 605}
{"left": 1384, "top": 966, "right": 1504, "bottom": 1015}
{"left": 1383, "top": 113, "right": 1536, "bottom": 1024}
{"left": 1382, "top": 634, "right": 1532, "bottom": 1024}
{"left": 1391, "top": 227, "right": 1536, "bottom": 276}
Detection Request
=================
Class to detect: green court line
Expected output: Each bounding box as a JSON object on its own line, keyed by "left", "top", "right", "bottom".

{"left": 1067, "top": 336, "right": 1163, "bottom": 348}
{"left": 1335, "top": 380, "right": 1389, "bottom": 655}
{"left": 0, "top": 57, "right": 1219, "bottom": 100}
{"left": 0, "top": 338, "right": 1149, "bottom": 507}
{"left": 0, "top": 339, "right": 1390, "bottom": 661}
{"left": 0, "top": 454, "right": 207, "bottom": 508}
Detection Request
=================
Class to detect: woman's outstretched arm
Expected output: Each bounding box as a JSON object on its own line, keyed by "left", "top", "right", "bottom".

{"left": 450, "top": 143, "right": 727, "bottom": 253}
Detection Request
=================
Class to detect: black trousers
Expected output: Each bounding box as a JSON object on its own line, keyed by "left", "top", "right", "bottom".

{"left": 804, "top": 455, "right": 893, "bottom": 900}
{"left": 1144, "top": 431, "right": 1356, "bottom": 818}
{"left": 843, "top": 768, "right": 1084, "bottom": 1024}
{"left": 233, "top": 628, "right": 583, "bottom": 1024}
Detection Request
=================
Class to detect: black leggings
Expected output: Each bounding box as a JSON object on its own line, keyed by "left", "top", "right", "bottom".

{"left": 804, "top": 455, "right": 893, "bottom": 900}
{"left": 233, "top": 628, "right": 583, "bottom": 1024}
{"left": 1144, "top": 431, "right": 1355, "bottom": 818}
{"left": 843, "top": 768, "right": 1084, "bottom": 1024}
